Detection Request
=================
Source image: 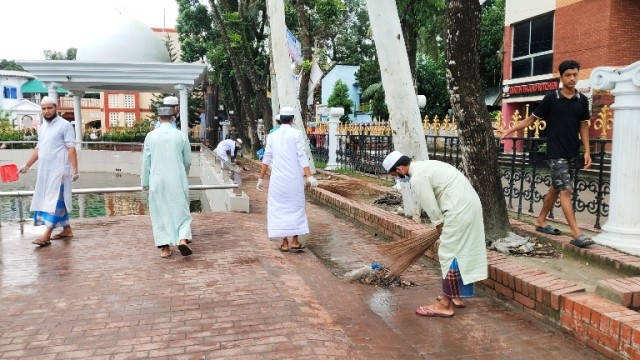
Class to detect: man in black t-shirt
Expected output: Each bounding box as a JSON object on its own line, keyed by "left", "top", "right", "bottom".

{"left": 499, "top": 60, "right": 594, "bottom": 248}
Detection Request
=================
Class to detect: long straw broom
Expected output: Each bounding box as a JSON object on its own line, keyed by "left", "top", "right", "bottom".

{"left": 378, "top": 228, "right": 441, "bottom": 276}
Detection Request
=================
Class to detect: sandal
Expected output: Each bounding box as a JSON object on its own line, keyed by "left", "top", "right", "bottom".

{"left": 279, "top": 245, "right": 289, "bottom": 252}
{"left": 178, "top": 241, "right": 192, "bottom": 256}
{"left": 160, "top": 247, "right": 172, "bottom": 258}
{"left": 32, "top": 238, "right": 51, "bottom": 247}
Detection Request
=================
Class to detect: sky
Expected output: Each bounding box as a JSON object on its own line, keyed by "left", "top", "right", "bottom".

{"left": 0, "top": 0, "right": 180, "bottom": 61}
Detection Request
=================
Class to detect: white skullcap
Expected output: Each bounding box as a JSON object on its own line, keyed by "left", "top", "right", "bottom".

{"left": 382, "top": 151, "right": 404, "bottom": 172}
{"left": 157, "top": 106, "right": 174, "bottom": 116}
{"left": 235, "top": 138, "right": 243, "bottom": 145}
{"left": 40, "top": 96, "right": 56, "bottom": 105}
{"left": 280, "top": 106, "right": 295, "bottom": 116}
{"left": 275, "top": 114, "right": 281, "bottom": 121}
{"left": 163, "top": 96, "right": 179, "bottom": 106}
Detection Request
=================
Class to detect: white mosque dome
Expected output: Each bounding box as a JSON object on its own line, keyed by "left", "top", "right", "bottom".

{"left": 76, "top": 13, "right": 170, "bottom": 63}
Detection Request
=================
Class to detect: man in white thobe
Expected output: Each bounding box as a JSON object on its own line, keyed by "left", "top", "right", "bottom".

{"left": 257, "top": 106, "right": 318, "bottom": 251}
{"left": 19, "top": 96, "right": 78, "bottom": 247}
{"left": 142, "top": 106, "right": 193, "bottom": 258}
{"left": 382, "top": 151, "right": 487, "bottom": 317}
{"left": 215, "top": 138, "right": 242, "bottom": 165}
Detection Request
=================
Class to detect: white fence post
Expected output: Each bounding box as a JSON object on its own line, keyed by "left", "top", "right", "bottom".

{"left": 325, "top": 107, "right": 344, "bottom": 171}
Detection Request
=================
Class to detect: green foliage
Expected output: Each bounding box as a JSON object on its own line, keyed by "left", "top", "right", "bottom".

{"left": 479, "top": 0, "right": 505, "bottom": 89}
{"left": 370, "top": 88, "right": 389, "bottom": 120}
{"left": 327, "top": 80, "right": 353, "bottom": 122}
{"left": 102, "top": 119, "right": 153, "bottom": 143}
{"left": 43, "top": 48, "right": 76, "bottom": 60}
{"left": 0, "top": 60, "right": 24, "bottom": 71}
{"left": 416, "top": 52, "right": 450, "bottom": 119}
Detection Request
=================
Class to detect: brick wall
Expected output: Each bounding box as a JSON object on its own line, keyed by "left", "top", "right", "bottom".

{"left": 555, "top": 0, "right": 640, "bottom": 77}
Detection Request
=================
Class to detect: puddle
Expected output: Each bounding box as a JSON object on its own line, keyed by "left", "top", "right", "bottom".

{"left": 366, "top": 288, "right": 399, "bottom": 317}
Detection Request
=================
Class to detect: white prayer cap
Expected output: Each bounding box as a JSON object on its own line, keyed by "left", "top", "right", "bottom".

{"left": 40, "top": 96, "right": 56, "bottom": 106}
{"left": 158, "top": 106, "right": 174, "bottom": 116}
{"left": 235, "top": 138, "right": 243, "bottom": 145}
{"left": 382, "top": 151, "right": 404, "bottom": 172}
{"left": 275, "top": 114, "right": 281, "bottom": 121}
{"left": 280, "top": 106, "right": 295, "bottom": 116}
{"left": 163, "top": 96, "right": 179, "bottom": 106}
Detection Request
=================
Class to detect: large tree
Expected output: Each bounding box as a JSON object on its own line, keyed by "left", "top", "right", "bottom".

{"left": 445, "top": 0, "right": 510, "bottom": 242}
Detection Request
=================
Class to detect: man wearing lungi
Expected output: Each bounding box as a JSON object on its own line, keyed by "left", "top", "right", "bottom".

{"left": 19, "top": 96, "right": 79, "bottom": 247}
{"left": 382, "top": 151, "right": 488, "bottom": 317}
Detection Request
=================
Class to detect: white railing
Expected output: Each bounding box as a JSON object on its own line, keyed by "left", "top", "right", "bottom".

{"left": 0, "top": 184, "right": 238, "bottom": 226}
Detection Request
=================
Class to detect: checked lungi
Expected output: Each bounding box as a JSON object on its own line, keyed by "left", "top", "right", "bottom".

{"left": 442, "top": 258, "right": 474, "bottom": 299}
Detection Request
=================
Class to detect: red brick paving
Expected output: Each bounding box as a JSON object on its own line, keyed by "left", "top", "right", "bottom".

{"left": 0, "top": 170, "right": 605, "bottom": 359}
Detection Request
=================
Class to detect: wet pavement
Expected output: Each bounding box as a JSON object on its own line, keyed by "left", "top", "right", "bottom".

{"left": 0, "top": 170, "right": 606, "bottom": 359}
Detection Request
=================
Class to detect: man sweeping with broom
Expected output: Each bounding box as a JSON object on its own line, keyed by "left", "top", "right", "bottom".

{"left": 381, "top": 151, "right": 488, "bottom": 317}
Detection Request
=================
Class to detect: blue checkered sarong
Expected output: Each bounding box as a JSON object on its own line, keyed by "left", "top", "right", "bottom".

{"left": 33, "top": 184, "right": 70, "bottom": 229}
{"left": 442, "top": 258, "right": 474, "bottom": 299}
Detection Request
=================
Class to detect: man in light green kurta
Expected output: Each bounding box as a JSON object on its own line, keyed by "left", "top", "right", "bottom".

{"left": 382, "top": 151, "right": 487, "bottom": 317}
{"left": 142, "top": 107, "right": 193, "bottom": 258}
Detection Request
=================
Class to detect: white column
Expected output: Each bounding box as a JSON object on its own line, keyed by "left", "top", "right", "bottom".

{"left": 591, "top": 61, "right": 640, "bottom": 254}
{"left": 46, "top": 82, "right": 60, "bottom": 102}
{"left": 69, "top": 90, "right": 85, "bottom": 150}
{"left": 221, "top": 120, "right": 230, "bottom": 140}
{"left": 257, "top": 118, "right": 265, "bottom": 142}
{"left": 324, "top": 107, "right": 343, "bottom": 171}
{"left": 175, "top": 84, "right": 191, "bottom": 137}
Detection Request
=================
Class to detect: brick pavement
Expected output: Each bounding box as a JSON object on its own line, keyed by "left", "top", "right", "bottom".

{"left": 0, "top": 169, "right": 605, "bottom": 359}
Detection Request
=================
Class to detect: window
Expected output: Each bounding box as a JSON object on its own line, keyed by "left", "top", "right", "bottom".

{"left": 108, "top": 94, "right": 120, "bottom": 108}
{"left": 124, "top": 112, "right": 136, "bottom": 127}
{"left": 511, "top": 13, "right": 554, "bottom": 79}
{"left": 109, "top": 113, "right": 120, "bottom": 127}
{"left": 3, "top": 86, "right": 17, "bottom": 99}
{"left": 123, "top": 94, "right": 135, "bottom": 109}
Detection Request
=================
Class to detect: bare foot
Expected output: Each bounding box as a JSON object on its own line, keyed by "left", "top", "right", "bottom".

{"left": 160, "top": 246, "right": 172, "bottom": 258}
{"left": 437, "top": 295, "right": 465, "bottom": 308}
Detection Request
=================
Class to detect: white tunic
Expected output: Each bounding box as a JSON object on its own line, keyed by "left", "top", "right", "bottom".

{"left": 409, "top": 160, "right": 488, "bottom": 284}
{"left": 262, "top": 125, "right": 310, "bottom": 238}
{"left": 215, "top": 139, "right": 236, "bottom": 162}
{"left": 30, "top": 116, "right": 76, "bottom": 213}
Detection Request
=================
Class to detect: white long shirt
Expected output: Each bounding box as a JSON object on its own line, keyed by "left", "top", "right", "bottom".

{"left": 30, "top": 116, "right": 76, "bottom": 213}
{"left": 409, "top": 160, "right": 488, "bottom": 284}
{"left": 262, "top": 125, "right": 310, "bottom": 238}
{"left": 215, "top": 139, "right": 236, "bottom": 162}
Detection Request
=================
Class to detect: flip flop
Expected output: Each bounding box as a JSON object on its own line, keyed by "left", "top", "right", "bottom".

{"left": 32, "top": 238, "right": 51, "bottom": 247}
{"left": 415, "top": 306, "right": 454, "bottom": 317}
{"left": 570, "top": 234, "right": 595, "bottom": 248}
{"left": 290, "top": 244, "right": 306, "bottom": 251}
{"left": 279, "top": 245, "right": 289, "bottom": 252}
{"left": 436, "top": 295, "right": 466, "bottom": 308}
{"left": 535, "top": 225, "right": 561, "bottom": 236}
{"left": 178, "top": 243, "right": 192, "bottom": 256}
{"left": 161, "top": 249, "right": 172, "bottom": 258}
{"left": 50, "top": 234, "right": 73, "bottom": 240}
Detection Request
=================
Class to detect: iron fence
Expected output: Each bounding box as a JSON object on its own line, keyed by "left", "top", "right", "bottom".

{"left": 313, "top": 133, "right": 611, "bottom": 229}
{"left": 309, "top": 134, "right": 328, "bottom": 163}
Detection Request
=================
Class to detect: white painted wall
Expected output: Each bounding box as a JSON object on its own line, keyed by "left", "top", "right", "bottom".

{"left": 505, "top": 0, "right": 555, "bottom": 25}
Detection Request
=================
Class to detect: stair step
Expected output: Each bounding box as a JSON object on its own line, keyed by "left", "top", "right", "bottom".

{"left": 595, "top": 277, "right": 640, "bottom": 308}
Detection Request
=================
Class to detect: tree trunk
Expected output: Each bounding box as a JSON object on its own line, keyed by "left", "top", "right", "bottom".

{"left": 209, "top": 1, "right": 259, "bottom": 153}
{"left": 267, "top": 0, "right": 315, "bottom": 172}
{"left": 296, "top": 0, "right": 313, "bottom": 125}
{"left": 366, "top": 0, "right": 428, "bottom": 161}
{"left": 445, "top": 0, "right": 511, "bottom": 243}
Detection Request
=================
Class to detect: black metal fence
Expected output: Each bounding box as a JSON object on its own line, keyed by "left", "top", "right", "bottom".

{"left": 311, "top": 133, "right": 611, "bottom": 229}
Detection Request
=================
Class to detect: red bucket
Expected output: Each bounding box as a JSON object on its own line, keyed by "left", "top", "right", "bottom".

{"left": 0, "top": 164, "right": 19, "bottom": 183}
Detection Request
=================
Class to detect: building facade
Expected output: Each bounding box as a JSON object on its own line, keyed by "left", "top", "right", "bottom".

{"left": 501, "top": 0, "right": 640, "bottom": 141}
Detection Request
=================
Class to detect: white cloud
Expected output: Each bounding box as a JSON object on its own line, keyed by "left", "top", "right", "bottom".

{"left": 0, "top": 0, "right": 179, "bottom": 60}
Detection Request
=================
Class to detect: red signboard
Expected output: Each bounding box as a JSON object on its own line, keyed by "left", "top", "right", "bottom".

{"left": 505, "top": 79, "right": 560, "bottom": 98}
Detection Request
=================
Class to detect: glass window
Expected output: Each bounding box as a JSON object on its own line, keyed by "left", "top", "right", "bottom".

{"left": 124, "top": 94, "right": 135, "bottom": 109}
{"left": 108, "top": 94, "right": 120, "bottom": 108}
{"left": 109, "top": 112, "right": 120, "bottom": 127}
{"left": 3, "top": 86, "right": 17, "bottom": 99}
{"left": 124, "top": 112, "right": 135, "bottom": 127}
{"left": 511, "top": 12, "right": 554, "bottom": 79}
